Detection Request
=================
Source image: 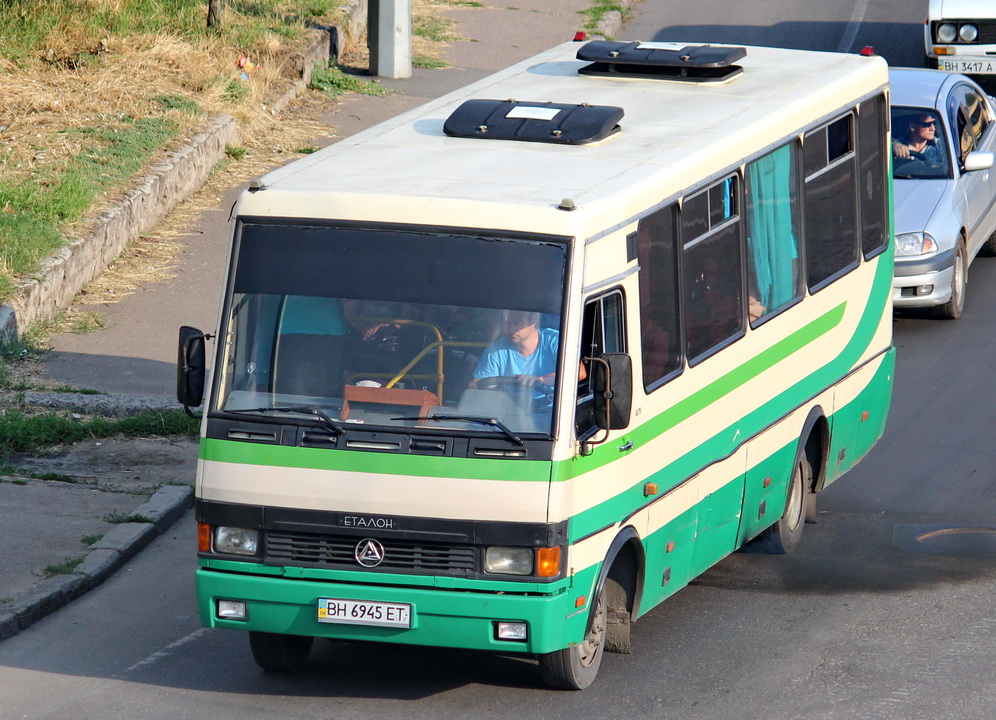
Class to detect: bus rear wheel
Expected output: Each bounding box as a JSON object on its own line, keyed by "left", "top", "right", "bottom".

{"left": 249, "top": 631, "right": 314, "bottom": 672}
{"left": 754, "top": 455, "right": 811, "bottom": 554}
{"left": 539, "top": 584, "right": 606, "bottom": 690}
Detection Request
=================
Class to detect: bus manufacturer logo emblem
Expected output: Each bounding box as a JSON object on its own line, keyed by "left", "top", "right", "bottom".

{"left": 355, "top": 538, "right": 385, "bottom": 567}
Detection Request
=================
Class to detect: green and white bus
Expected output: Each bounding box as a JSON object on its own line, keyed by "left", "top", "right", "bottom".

{"left": 178, "top": 38, "right": 894, "bottom": 690}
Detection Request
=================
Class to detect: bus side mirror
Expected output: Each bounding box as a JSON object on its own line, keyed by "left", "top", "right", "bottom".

{"left": 177, "top": 326, "right": 208, "bottom": 413}
{"left": 592, "top": 352, "right": 632, "bottom": 430}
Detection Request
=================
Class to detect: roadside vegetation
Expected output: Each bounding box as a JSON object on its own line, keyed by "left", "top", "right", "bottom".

{"left": 0, "top": 408, "right": 199, "bottom": 455}
{"left": 0, "top": 0, "right": 348, "bottom": 302}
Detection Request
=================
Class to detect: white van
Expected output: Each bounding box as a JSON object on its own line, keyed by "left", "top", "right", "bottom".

{"left": 925, "top": 0, "right": 996, "bottom": 75}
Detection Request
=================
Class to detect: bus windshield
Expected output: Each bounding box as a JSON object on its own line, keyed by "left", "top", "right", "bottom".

{"left": 214, "top": 222, "right": 568, "bottom": 436}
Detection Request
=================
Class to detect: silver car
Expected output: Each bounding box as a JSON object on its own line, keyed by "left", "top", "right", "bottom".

{"left": 891, "top": 68, "right": 996, "bottom": 318}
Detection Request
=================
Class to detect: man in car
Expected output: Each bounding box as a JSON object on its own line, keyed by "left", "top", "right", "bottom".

{"left": 893, "top": 112, "right": 943, "bottom": 164}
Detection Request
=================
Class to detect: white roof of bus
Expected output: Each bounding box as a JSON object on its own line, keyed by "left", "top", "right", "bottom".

{"left": 239, "top": 41, "right": 887, "bottom": 232}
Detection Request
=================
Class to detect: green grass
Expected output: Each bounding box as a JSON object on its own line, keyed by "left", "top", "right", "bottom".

{"left": 413, "top": 54, "right": 450, "bottom": 69}
{"left": 81, "top": 534, "right": 103, "bottom": 546}
{"left": 47, "top": 385, "right": 104, "bottom": 395}
{"left": 30, "top": 472, "right": 79, "bottom": 483}
{"left": 42, "top": 556, "right": 84, "bottom": 577}
{"left": 103, "top": 511, "right": 153, "bottom": 524}
{"left": 0, "top": 116, "right": 178, "bottom": 302}
{"left": 0, "top": 0, "right": 346, "bottom": 66}
{"left": 413, "top": 15, "right": 459, "bottom": 43}
{"left": 579, "top": 0, "right": 629, "bottom": 32}
{"left": 0, "top": 409, "right": 200, "bottom": 455}
{"left": 309, "top": 64, "right": 392, "bottom": 99}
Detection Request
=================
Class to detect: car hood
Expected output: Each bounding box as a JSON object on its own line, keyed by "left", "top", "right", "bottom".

{"left": 938, "top": 0, "right": 996, "bottom": 17}
{"left": 893, "top": 179, "right": 947, "bottom": 234}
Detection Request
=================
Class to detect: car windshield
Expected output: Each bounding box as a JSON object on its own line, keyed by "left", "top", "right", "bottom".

{"left": 214, "top": 222, "right": 568, "bottom": 436}
{"left": 891, "top": 105, "right": 952, "bottom": 179}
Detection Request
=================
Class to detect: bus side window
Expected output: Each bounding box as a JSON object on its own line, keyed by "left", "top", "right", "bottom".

{"left": 682, "top": 177, "right": 744, "bottom": 363}
{"left": 858, "top": 94, "right": 888, "bottom": 258}
{"left": 576, "top": 290, "right": 626, "bottom": 439}
{"left": 804, "top": 113, "right": 859, "bottom": 290}
{"left": 745, "top": 142, "right": 803, "bottom": 324}
{"left": 638, "top": 205, "right": 682, "bottom": 391}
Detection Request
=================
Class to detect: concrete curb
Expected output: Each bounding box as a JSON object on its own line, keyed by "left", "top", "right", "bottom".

{"left": 0, "top": 484, "right": 193, "bottom": 642}
{"left": 592, "top": 0, "right": 633, "bottom": 39}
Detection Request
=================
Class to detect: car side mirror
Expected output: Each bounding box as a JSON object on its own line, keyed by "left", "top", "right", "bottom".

{"left": 964, "top": 151, "right": 994, "bottom": 172}
{"left": 591, "top": 352, "right": 633, "bottom": 431}
{"left": 177, "top": 326, "right": 208, "bottom": 414}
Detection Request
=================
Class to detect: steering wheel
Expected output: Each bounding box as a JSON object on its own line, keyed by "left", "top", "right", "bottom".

{"left": 909, "top": 150, "right": 929, "bottom": 162}
{"left": 476, "top": 376, "right": 524, "bottom": 391}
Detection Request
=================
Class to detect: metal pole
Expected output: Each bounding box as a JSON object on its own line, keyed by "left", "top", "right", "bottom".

{"left": 368, "top": 0, "right": 412, "bottom": 79}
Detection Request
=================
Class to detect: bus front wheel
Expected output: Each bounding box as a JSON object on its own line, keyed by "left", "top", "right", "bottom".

{"left": 754, "top": 455, "right": 811, "bottom": 554}
{"left": 249, "top": 631, "right": 314, "bottom": 672}
{"left": 539, "top": 584, "right": 606, "bottom": 690}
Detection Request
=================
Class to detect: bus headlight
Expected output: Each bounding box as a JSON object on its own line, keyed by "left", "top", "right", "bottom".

{"left": 484, "top": 547, "right": 533, "bottom": 575}
{"left": 937, "top": 23, "right": 958, "bottom": 43}
{"left": 214, "top": 526, "right": 259, "bottom": 556}
{"left": 895, "top": 232, "right": 938, "bottom": 257}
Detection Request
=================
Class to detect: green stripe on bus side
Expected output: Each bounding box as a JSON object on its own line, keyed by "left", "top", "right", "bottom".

{"left": 558, "top": 301, "right": 847, "bottom": 484}
{"left": 199, "top": 437, "right": 552, "bottom": 483}
{"left": 568, "top": 255, "right": 893, "bottom": 539}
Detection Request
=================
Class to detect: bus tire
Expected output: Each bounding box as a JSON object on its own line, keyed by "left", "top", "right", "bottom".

{"left": 248, "top": 631, "right": 314, "bottom": 672}
{"left": 539, "top": 583, "right": 606, "bottom": 690}
{"left": 754, "top": 454, "right": 811, "bottom": 554}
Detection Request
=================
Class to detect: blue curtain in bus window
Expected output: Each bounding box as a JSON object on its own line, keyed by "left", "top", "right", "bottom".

{"left": 746, "top": 145, "right": 799, "bottom": 312}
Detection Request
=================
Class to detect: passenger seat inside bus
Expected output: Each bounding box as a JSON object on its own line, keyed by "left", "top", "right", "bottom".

{"left": 272, "top": 295, "right": 346, "bottom": 400}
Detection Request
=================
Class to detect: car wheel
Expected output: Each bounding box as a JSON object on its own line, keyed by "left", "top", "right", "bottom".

{"left": 937, "top": 240, "right": 967, "bottom": 319}
{"left": 248, "top": 631, "right": 314, "bottom": 671}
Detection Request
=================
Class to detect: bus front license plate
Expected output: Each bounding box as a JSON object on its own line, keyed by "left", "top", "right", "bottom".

{"left": 317, "top": 597, "right": 412, "bottom": 628}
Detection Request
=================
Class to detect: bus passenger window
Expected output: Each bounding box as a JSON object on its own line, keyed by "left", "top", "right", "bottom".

{"left": 745, "top": 143, "right": 803, "bottom": 324}
{"left": 858, "top": 94, "right": 888, "bottom": 258}
{"left": 637, "top": 206, "right": 682, "bottom": 391}
{"left": 804, "top": 114, "right": 859, "bottom": 289}
{"left": 682, "top": 178, "right": 744, "bottom": 363}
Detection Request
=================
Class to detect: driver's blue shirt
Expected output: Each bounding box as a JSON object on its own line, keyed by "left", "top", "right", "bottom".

{"left": 473, "top": 328, "right": 559, "bottom": 382}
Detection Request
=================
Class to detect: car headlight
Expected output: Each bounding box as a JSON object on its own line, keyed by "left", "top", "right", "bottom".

{"left": 960, "top": 23, "right": 979, "bottom": 43}
{"left": 484, "top": 546, "right": 533, "bottom": 575}
{"left": 937, "top": 23, "right": 958, "bottom": 43}
{"left": 214, "top": 526, "right": 259, "bottom": 555}
{"left": 895, "top": 232, "right": 939, "bottom": 257}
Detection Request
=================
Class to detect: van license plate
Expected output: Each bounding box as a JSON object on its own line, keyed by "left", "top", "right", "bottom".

{"left": 939, "top": 58, "right": 996, "bottom": 74}
{"left": 317, "top": 597, "right": 412, "bottom": 628}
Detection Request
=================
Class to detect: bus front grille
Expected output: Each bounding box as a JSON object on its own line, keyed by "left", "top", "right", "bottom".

{"left": 265, "top": 531, "right": 477, "bottom": 575}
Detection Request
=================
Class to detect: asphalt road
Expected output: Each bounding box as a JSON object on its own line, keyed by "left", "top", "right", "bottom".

{"left": 4, "top": 1, "right": 996, "bottom": 718}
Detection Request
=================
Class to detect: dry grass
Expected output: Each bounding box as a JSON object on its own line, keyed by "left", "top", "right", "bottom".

{"left": 54, "top": 0, "right": 461, "bottom": 315}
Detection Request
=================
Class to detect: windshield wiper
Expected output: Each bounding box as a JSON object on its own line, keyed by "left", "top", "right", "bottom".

{"left": 392, "top": 414, "right": 524, "bottom": 446}
{"left": 226, "top": 406, "right": 345, "bottom": 436}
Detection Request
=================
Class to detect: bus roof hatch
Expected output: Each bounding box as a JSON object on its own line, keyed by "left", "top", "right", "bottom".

{"left": 576, "top": 40, "right": 746, "bottom": 83}
{"left": 442, "top": 99, "right": 623, "bottom": 145}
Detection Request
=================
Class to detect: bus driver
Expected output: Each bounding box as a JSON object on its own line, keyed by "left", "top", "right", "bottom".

{"left": 469, "top": 310, "right": 562, "bottom": 388}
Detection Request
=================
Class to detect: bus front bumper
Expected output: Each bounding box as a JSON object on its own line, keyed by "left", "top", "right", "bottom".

{"left": 196, "top": 566, "right": 592, "bottom": 655}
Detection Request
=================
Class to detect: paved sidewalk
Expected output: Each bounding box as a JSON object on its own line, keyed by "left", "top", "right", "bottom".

{"left": 0, "top": 0, "right": 629, "bottom": 642}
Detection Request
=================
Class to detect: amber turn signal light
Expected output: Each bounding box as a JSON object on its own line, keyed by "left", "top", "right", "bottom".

{"left": 537, "top": 546, "right": 562, "bottom": 577}
{"left": 198, "top": 522, "right": 212, "bottom": 552}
